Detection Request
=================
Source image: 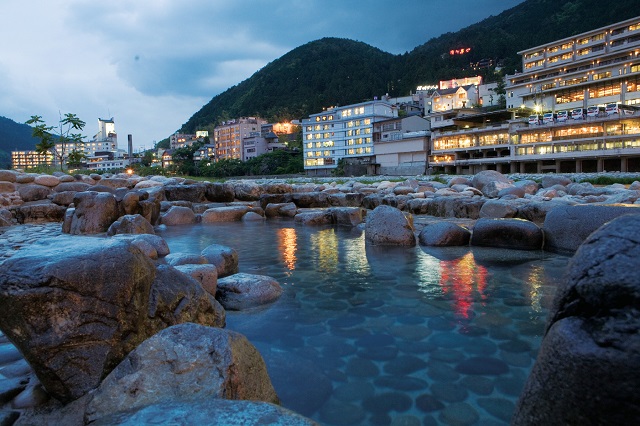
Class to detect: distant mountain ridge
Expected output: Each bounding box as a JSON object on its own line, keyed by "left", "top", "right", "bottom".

{"left": 181, "top": 0, "right": 640, "bottom": 133}
{"left": 0, "top": 116, "right": 39, "bottom": 169}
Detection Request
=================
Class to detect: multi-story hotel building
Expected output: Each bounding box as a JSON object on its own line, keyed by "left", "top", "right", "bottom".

{"left": 430, "top": 16, "right": 640, "bottom": 174}
{"left": 302, "top": 100, "right": 397, "bottom": 175}
{"left": 214, "top": 117, "right": 266, "bottom": 161}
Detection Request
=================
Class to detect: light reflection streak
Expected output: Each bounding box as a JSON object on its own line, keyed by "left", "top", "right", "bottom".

{"left": 310, "top": 228, "right": 338, "bottom": 273}
{"left": 430, "top": 252, "right": 489, "bottom": 319}
{"left": 277, "top": 227, "right": 297, "bottom": 272}
{"left": 526, "top": 264, "right": 544, "bottom": 313}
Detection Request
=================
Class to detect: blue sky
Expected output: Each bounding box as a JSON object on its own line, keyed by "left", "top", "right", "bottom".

{"left": 0, "top": 0, "right": 524, "bottom": 150}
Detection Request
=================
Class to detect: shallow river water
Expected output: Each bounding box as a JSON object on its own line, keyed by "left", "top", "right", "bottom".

{"left": 157, "top": 219, "right": 569, "bottom": 426}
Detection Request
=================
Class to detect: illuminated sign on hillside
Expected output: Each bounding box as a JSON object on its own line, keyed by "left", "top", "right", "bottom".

{"left": 450, "top": 47, "right": 471, "bottom": 55}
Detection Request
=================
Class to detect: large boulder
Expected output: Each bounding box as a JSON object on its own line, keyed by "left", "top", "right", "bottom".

{"left": 205, "top": 182, "right": 235, "bottom": 202}
{"left": 234, "top": 181, "right": 263, "bottom": 201}
{"left": 64, "top": 191, "right": 120, "bottom": 234}
{"left": 264, "top": 202, "right": 297, "bottom": 218}
{"left": 479, "top": 199, "right": 519, "bottom": 218}
{"left": 164, "top": 184, "right": 207, "bottom": 203}
{"left": 540, "top": 174, "right": 572, "bottom": 189}
{"left": 471, "top": 218, "right": 544, "bottom": 250}
{"left": 12, "top": 202, "right": 67, "bottom": 224}
{"left": 330, "top": 207, "right": 364, "bottom": 227}
{"left": 292, "top": 192, "right": 330, "bottom": 208}
{"left": 17, "top": 184, "right": 52, "bottom": 202}
{"left": 365, "top": 205, "right": 416, "bottom": 246}
{"left": 107, "top": 214, "right": 155, "bottom": 236}
{"left": 201, "top": 206, "right": 251, "bottom": 223}
{"left": 513, "top": 214, "right": 640, "bottom": 425}
{"left": 471, "top": 170, "right": 513, "bottom": 198}
{"left": 201, "top": 244, "right": 239, "bottom": 278}
{"left": 542, "top": 204, "right": 640, "bottom": 253}
{"left": 216, "top": 273, "right": 283, "bottom": 311}
{"left": 160, "top": 205, "right": 197, "bottom": 226}
{"left": 0, "top": 237, "right": 223, "bottom": 403}
{"left": 85, "top": 323, "right": 278, "bottom": 422}
{"left": 418, "top": 222, "right": 471, "bottom": 247}
{"left": 174, "top": 264, "right": 218, "bottom": 295}
{"left": 293, "top": 210, "right": 334, "bottom": 226}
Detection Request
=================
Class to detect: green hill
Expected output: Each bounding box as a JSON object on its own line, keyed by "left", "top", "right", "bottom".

{"left": 0, "top": 116, "right": 39, "bottom": 169}
{"left": 181, "top": 0, "right": 640, "bottom": 133}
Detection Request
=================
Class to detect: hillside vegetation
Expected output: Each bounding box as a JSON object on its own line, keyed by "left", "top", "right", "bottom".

{"left": 0, "top": 116, "right": 39, "bottom": 169}
{"left": 182, "top": 0, "right": 640, "bottom": 133}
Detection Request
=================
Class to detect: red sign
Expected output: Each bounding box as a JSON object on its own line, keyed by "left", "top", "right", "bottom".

{"left": 450, "top": 48, "right": 471, "bottom": 55}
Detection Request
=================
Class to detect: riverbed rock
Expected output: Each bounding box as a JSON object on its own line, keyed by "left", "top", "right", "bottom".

{"left": 330, "top": 207, "right": 364, "bottom": 227}
{"left": 174, "top": 264, "right": 218, "bottom": 295}
{"left": 201, "top": 205, "right": 251, "bottom": 223}
{"left": 418, "top": 222, "right": 471, "bottom": 247}
{"left": 90, "top": 399, "right": 315, "bottom": 426}
{"left": 164, "top": 184, "right": 207, "bottom": 203}
{"left": 294, "top": 210, "right": 334, "bottom": 226}
{"left": 64, "top": 191, "right": 120, "bottom": 234}
{"left": 201, "top": 244, "right": 239, "bottom": 278}
{"left": 160, "top": 205, "right": 197, "bottom": 226}
{"left": 471, "top": 171, "right": 513, "bottom": 198}
{"left": 513, "top": 214, "right": 640, "bottom": 425}
{"left": 216, "top": 273, "right": 283, "bottom": 310}
{"left": 0, "top": 237, "right": 222, "bottom": 403}
{"left": 471, "top": 218, "right": 543, "bottom": 250}
{"left": 205, "top": 182, "right": 235, "bottom": 202}
{"left": 479, "top": 199, "right": 519, "bottom": 218}
{"left": 107, "top": 214, "right": 155, "bottom": 236}
{"left": 0, "top": 170, "right": 18, "bottom": 183}
{"left": 540, "top": 175, "right": 572, "bottom": 189}
{"left": 292, "top": 192, "right": 330, "bottom": 208}
{"left": 365, "top": 205, "right": 416, "bottom": 246}
{"left": 542, "top": 204, "right": 640, "bottom": 253}
{"left": 17, "top": 184, "right": 52, "bottom": 202}
{"left": 0, "top": 208, "right": 13, "bottom": 227}
{"left": 264, "top": 202, "right": 298, "bottom": 218}
{"left": 85, "top": 323, "right": 278, "bottom": 422}
{"left": 13, "top": 201, "right": 67, "bottom": 224}
{"left": 0, "top": 181, "right": 16, "bottom": 194}
{"left": 234, "top": 181, "right": 263, "bottom": 201}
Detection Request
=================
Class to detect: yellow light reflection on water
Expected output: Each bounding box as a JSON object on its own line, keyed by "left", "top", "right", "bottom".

{"left": 344, "top": 234, "right": 370, "bottom": 276}
{"left": 526, "top": 264, "right": 544, "bottom": 313}
{"left": 277, "top": 227, "right": 297, "bottom": 271}
{"left": 310, "top": 228, "right": 338, "bottom": 273}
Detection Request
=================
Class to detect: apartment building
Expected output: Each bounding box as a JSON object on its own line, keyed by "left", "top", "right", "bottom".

{"left": 302, "top": 100, "right": 397, "bottom": 176}
{"left": 430, "top": 16, "right": 640, "bottom": 174}
{"left": 373, "top": 115, "right": 431, "bottom": 175}
{"left": 214, "top": 117, "right": 267, "bottom": 161}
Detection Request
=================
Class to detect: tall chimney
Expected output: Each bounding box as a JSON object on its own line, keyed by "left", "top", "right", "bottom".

{"left": 127, "top": 134, "right": 133, "bottom": 166}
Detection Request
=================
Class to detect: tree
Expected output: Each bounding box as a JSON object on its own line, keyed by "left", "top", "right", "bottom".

{"left": 26, "top": 113, "right": 86, "bottom": 171}
{"left": 66, "top": 148, "right": 86, "bottom": 169}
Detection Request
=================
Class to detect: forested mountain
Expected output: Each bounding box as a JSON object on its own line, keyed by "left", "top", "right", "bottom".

{"left": 182, "top": 0, "right": 640, "bottom": 133}
{"left": 0, "top": 116, "right": 39, "bottom": 169}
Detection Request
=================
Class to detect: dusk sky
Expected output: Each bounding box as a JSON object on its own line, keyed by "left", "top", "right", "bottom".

{"left": 0, "top": 0, "right": 524, "bottom": 150}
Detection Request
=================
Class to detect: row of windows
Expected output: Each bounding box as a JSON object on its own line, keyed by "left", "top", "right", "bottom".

{"left": 434, "top": 132, "right": 509, "bottom": 150}
{"left": 314, "top": 115, "right": 335, "bottom": 122}
{"left": 305, "top": 146, "right": 373, "bottom": 159}
{"left": 341, "top": 107, "right": 365, "bottom": 117}
{"left": 516, "top": 138, "right": 640, "bottom": 155}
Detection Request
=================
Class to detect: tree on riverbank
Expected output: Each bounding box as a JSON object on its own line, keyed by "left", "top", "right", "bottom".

{"left": 26, "top": 113, "right": 86, "bottom": 172}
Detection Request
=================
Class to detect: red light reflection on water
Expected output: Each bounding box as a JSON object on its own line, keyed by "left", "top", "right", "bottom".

{"left": 438, "top": 252, "right": 487, "bottom": 319}
{"left": 277, "top": 228, "right": 297, "bottom": 270}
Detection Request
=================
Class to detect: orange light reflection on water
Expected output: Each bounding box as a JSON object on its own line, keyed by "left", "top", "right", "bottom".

{"left": 438, "top": 252, "right": 488, "bottom": 319}
{"left": 277, "top": 227, "right": 298, "bottom": 271}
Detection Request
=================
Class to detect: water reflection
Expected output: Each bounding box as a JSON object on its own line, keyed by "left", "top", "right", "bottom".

{"left": 310, "top": 228, "right": 339, "bottom": 273}
{"left": 438, "top": 252, "right": 488, "bottom": 319}
{"left": 277, "top": 227, "right": 297, "bottom": 272}
{"left": 157, "top": 221, "right": 570, "bottom": 426}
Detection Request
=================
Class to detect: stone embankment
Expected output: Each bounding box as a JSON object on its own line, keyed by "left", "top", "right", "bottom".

{"left": 1, "top": 168, "right": 640, "bottom": 424}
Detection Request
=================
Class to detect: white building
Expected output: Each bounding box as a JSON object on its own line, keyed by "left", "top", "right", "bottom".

{"left": 302, "top": 100, "right": 398, "bottom": 175}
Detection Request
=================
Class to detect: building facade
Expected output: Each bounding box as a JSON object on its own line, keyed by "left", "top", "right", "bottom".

{"left": 373, "top": 115, "right": 431, "bottom": 175}
{"left": 430, "top": 16, "right": 640, "bottom": 175}
{"left": 302, "top": 100, "right": 397, "bottom": 175}
{"left": 214, "top": 117, "right": 267, "bottom": 161}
